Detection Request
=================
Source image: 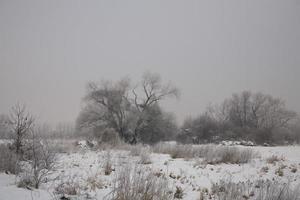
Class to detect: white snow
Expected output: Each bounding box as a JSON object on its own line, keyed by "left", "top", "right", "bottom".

{"left": 1, "top": 144, "right": 300, "bottom": 200}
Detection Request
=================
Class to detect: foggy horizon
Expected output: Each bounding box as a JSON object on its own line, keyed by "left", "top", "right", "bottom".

{"left": 1, "top": 0, "right": 300, "bottom": 125}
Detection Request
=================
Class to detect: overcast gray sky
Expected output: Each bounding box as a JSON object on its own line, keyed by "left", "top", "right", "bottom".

{"left": 0, "top": 0, "right": 299, "bottom": 125}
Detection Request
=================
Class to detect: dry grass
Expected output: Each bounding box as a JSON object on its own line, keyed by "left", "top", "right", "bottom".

{"left": 138, "top": 150, "right": 152, "bottom": 165}
{"left": 266, "top": 155, "right": 284, "bottom": 164}
{"left": 54, "top": 176, "right": 82, "bottom": 196}
{"left": 211, "top": 179, "right": 300, "bottom": 200}
{"left": 106, "top": 164, "right": 172, "bottom": 200}
{"left": 152, "top": 143, "right": 258, "bottom": 164}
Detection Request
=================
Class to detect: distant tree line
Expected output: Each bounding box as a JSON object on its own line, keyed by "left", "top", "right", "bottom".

{"left": 177, "top": 91, "right": 299, "bottom": 145}
{"left": 1, "top": 73, "right": 299, "bottom": 146}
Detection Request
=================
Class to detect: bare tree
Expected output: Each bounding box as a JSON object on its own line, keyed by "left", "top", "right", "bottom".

{"left": 19, "top": 129, "right": 56, "bottom": 189}
{"left": 9, "top": 103, "right": 34, "bottom": 154}
{"left": 77, "top": 72, "right": 179, "bottom": 144}
{"left": 131, "top": 72, "right": 179, "bottom": 143}
{"left": 83, "top": 78, "right": 133, "bottom": 141}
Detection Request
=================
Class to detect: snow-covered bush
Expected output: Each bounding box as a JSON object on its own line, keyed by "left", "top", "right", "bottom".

{"left": 106, "top": 164, "right": 172, "bottom": 200}
{"left": 18, "top": 135, "right": 57, "bottom": 189}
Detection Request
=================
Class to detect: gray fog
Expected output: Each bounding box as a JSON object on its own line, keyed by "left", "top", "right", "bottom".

{"left": 0, "top": 0, "right": 299, "bottom": 125}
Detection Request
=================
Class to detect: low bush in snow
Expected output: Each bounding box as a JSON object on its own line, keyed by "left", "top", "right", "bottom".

{"left": 17, "top": 136, "right": 57, "bottom": 189}
{"left": 106, "top": 164, "right": 172, "bottom": 200}
{"left": 266, "top": 155, "right": 284, "bottom": 164}
{"left": 203, "top": 146, "right": 258, "bottom": 165}
{"left": 54, "top": 176, "right": 82, "bottom": 196}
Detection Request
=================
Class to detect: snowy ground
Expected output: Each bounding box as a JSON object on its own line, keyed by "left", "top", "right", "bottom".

{"left": 0, "top": 143, "right": 300, "bottom": 200}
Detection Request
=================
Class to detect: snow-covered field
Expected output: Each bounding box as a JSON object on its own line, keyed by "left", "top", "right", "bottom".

{"left": 1, "top": 142, "right": 300, "bottom": 200}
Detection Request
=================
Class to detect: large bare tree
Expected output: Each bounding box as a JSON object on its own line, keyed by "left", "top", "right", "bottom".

{"left": 77, "top": 72, "right": 179, "bottom": 143}
{"left": 83, "top": 78, "right": 133, "bottom": 141}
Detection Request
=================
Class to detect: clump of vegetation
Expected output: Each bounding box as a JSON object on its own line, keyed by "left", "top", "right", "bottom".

{"left": 0, "top": 144, "right": 19, "bottom": 174}
{"left": 266, "top": 155, "right": 283, "bottom": 164}
{"left": 153, "top": 143, "right": 258, "bottom": 164}
{"left": 211, "top": 179, "right": 300, "bottom": 200}
{"left": 275, "top": 167, "right": 284, "bottom": 177}
{"left": 260, "top": 166, "right": 269, "bottom": 173}
{"left": 211, "top": 180, "right": 252, "bottom": 199}
{"left": 290, "top": 165, "right": 297, "bottom": 173}
{"left": 203, "top": 147, "right": 258, "bottom": 164}
{"left": 55, "top": 176, "right": 82, "bottom": 196}
{"left": 107, "top": 164, "right": 172, "bottom": 200}
{"left": 174, "top": 186, "right": 184, "bottom": 199}
{"left": 86, "top": 174, "right": 105, "bottom": 191}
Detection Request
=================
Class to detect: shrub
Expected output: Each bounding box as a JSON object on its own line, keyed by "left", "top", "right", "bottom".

{"left": 266, "top": 155, "right": 283, "bottom": 164}
{"left": 211, "top": 180, "right": 252, "bottom": 200}
{"left": 260, "top": 166, "right": 269, "bottom": 173}
{"left": 106, "top": 164, "right": 172, "bottom": 200}
{"left": 17, "top": 172, "right": 35, "bottom": 189}
{"left": 275, "top": 168, "right": 284, "bottom": 177}
{"left": 174, "top": 186, "right": 184, "bottom": 199}
{"left": 55, "top": 177, "right": 82, "bottom": 196}
{"left": 0, "top": 144, "right": 19, "bottom": 174}
{"left": 20, "top": 136, "right": 57, "bottom": 189}
{"left": 86, "top": 175, "right": 104, "bottom": 191}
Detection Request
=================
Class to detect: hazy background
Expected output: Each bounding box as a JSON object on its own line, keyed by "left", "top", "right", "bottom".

{"left": 0, "top": 0, "right": 299, "bottom": 125}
